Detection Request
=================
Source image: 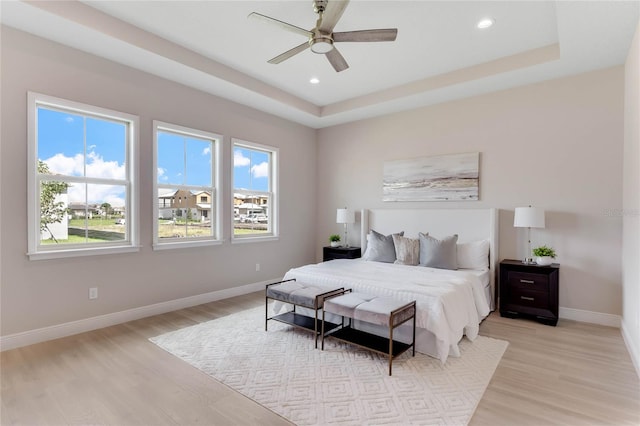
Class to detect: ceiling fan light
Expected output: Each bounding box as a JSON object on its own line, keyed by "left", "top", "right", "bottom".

{"left": 310, "top": 39, "right": 334, "bottom": 54}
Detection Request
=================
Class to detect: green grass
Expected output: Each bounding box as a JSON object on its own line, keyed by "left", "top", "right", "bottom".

{"left": 234, "top": 228, "right": 269, "bottom": 235}
{"left": 41, "top": 235, "right": 106, "bottom": 244}
{"left": 69, "top": 217, "right": 117, "bottom": 227}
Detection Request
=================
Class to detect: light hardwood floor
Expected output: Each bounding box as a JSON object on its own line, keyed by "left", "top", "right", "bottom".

{"left": 2, "top": 291, "right": 639, "bottom": 425}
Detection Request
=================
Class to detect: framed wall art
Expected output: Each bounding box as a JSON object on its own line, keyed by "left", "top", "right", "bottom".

{"left": 383, "top": 152, "right": 479, "bottom": 202}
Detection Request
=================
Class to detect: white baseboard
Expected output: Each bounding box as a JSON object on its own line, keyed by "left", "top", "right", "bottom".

{"left": 621, "top": 321, "right": 640, "bottom": 379}
{"left": 559, "top": 307, "right": 621, "bottom": 328}
{"left": 0, "top": 279, "right": 278, "bottom": 352}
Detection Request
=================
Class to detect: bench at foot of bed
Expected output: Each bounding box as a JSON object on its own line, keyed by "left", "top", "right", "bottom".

{"left": 321, "top": 291, "right": 416, "bottom": 376}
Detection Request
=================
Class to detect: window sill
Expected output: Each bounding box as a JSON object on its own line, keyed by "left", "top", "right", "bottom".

{"left": 28, "top": 245, "right": 141, "bottom": 261}
{"left": 153, "top": 239, "right": 223, "bottom": 251}
{"left": 232, "top": 235, "right": 279, "bottom": 244}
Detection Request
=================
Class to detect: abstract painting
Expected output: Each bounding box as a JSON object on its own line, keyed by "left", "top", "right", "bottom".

{"left": 383, "top": 152, "right": 479, "bottom": 201}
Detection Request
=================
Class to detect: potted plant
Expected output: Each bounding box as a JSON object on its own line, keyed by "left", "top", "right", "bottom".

{"left": 329, "top": 234, "right": 341, "bottom": 247}
{"left": 532, "top": 245, "right": 556, "bottom": 266}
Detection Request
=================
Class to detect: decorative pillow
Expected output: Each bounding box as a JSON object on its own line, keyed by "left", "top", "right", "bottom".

{"left": 419, "top": 233, "right": 458, "bottom": 270}
{"left": 457, "top": 239, "right": 490, "bottom": 269}
{"left": 392, "top": 234, "right": 420, "bottom": 266}
{"left": 362, "top": 230, "right": 404, "bottom": 263}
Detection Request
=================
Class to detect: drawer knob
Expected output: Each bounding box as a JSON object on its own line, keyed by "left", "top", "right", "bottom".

{"left": 521, "top": 296, "right": 535, "bottom": 301}
{"left": 520, "top": 279, "right": 535, "bottom": 284}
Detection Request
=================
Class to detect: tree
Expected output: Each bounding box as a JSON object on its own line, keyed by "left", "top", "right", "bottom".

{"left": 38, "top": 160, "right": 69, "bottom": 243}
{"left": 100, "top": 202, "right": 112, "bottom": 218}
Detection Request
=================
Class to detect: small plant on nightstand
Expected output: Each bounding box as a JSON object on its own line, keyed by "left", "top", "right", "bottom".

{"left": 532, "top": 245, "right": 556, "bottom": 266}
{"left": 329, "top": 234, "right": 341, "bottom": 248}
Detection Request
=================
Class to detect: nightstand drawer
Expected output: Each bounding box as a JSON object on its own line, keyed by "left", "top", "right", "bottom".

{"left": 323, "top": 246, "right": 361, "bottom": 262}
{"left": 509, "top": 288, "right": 549, "bottom": 309}
{"left": 507, "top": 271, "right": 549, "bottom": 292}
{"left": 328, "top": 251, "right": 358, "bottom": 259}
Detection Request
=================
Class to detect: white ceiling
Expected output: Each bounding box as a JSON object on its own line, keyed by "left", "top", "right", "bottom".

{"left": 1, "top": 1, "right": 638, "bottom": 128}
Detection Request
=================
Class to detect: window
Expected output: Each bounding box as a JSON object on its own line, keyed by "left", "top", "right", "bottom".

{"left": 27, "top": 92, "right": 139, "bottom": 260}
{"left": 153, "top": 121, "right": 221, "bottom": 249}
{"left": 233, "top": 139, "right": 278, "bottom": 241}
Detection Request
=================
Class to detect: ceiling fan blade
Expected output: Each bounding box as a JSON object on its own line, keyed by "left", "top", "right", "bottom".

{"left": 268, "top": 42, "right": 310, "bottom": 64}
{"left": 325, "top": 47, "right": 349, "bottom": 72}
{"left": 333, "top": 29, "right": 398, "bottom": 43}
{"left": 318, "top": 0, "right": 350, "bottom": 33}
{"left": 248, "top": 12, "right": 313, "bottom": 38}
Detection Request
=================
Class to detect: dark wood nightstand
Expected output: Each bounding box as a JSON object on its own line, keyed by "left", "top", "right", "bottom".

{"left": 323, "top": 246, "right": 361, "bottom": 262}
{"left": 500, "top": 259, "right": 559, "bottom": 326}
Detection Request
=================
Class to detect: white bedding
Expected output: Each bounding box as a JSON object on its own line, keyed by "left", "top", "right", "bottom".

{"left": 283, "top": 259, "right": 490, "bottom": 363}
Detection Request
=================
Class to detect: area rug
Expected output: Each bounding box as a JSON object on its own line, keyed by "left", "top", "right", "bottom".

{"left": 150, "top": 307, "right": 508, "bottom": 425}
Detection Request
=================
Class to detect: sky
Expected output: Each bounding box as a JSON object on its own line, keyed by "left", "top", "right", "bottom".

{"left": 233, "top": 147, "right": 269, "bottom": 192}
{"left": 38, "top": 107, "right": 270, "bottom": 210}
{"left": 38, "top": 107, "right": 127, "bottom": 207}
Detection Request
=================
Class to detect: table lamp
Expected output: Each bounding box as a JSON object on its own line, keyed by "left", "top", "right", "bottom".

{"left": 336, "top": 208, "right": 355, "bottom": 247}
{"left": 514, "top": 206, "right": 545, "bottom": 264}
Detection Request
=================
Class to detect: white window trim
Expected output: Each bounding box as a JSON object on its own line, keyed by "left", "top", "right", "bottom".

{"left": 231, "top": 138, "right": 279, "bottom": 243}
{"left": 27, "top": 92, "right": 140, "bottom": 260}
{"left": 152, "top": 121, "right": 222, "bottom": 250}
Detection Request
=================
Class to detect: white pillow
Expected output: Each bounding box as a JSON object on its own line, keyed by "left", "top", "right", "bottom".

{"left": 457, "top": 239, "right": 490, "bottom": 270}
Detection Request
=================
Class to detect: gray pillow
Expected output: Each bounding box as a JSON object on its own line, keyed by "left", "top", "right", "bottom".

{"left": 363, "top": 230, "right": 404, "bottom": 263}
{"left": 392, "top": 234, "right": 420, "bottom": 266}
{"left": 419, "top": 233, "right": 458, "bottom": 270}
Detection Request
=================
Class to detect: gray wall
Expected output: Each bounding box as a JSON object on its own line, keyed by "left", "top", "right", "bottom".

{"left": 317, "top": 66, "right": 625, "bottom": 317}
{"left": 623, "top": 20, "right": 640, "bottom": 373}
{"left": 0, "top": 27, "right": 317, "bottom": 336}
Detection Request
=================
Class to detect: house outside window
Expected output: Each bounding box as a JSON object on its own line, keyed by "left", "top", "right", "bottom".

{"left": 153, "top": 121, "right": 221, "bottom": 249}
{"left": 27, "top": 92, "right": 139, "bottom": 260}
{"left": 232, "top": 138, "right": 278, "bottom": 241}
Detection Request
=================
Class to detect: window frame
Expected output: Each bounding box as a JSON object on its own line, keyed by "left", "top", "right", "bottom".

{"left": 27, "top": 92, "right": 140, "bottom": 260}
{"left": 232, "top": 138, "right": 278, "bottom": 243}
{"left": 152, "top": 121, "right": 222, "bottom": 250}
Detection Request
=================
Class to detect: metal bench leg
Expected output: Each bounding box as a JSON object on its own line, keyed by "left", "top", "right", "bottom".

{"left": 389, "top": 319, "right": 394, "bottom": 376}
{"left": 265, "top": 296, "right": 268, "bottom": 331}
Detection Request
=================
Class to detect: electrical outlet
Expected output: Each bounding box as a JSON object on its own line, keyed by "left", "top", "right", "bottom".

{"left": 89, "top": 287, "right": 98, "bottom": 300}
{"left": 255, "top": 263, "right": 260, "bottom": 272}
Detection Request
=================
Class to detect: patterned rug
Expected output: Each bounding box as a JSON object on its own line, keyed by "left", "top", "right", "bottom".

{"left": 150, "top": 307, "right": 508, "bottom": 425}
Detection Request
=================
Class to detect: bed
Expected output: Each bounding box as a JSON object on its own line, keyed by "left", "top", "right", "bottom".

{"left": 282, "top": 208, "right": 498, "bottom": 363}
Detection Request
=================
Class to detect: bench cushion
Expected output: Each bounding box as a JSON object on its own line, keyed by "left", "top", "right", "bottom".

{"left": 324, "top": 292, "right": 414, "bottom": 326}
{"left": 266, "top": 281, "right": 324, "bottom": 309}
{"left": 323, "top": 292, "right": 376, "bottom": 319}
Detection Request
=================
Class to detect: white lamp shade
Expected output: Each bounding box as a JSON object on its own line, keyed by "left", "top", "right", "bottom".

{"left": 514, "top": 206, "right": 545, "bottom": 228}
{"left": 336, "top": 208, "right": 355, "bottom": 224}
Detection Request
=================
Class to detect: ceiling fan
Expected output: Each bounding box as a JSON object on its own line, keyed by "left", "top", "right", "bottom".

{"left": 248, "top": 0, "right": 398, "bottom": 72}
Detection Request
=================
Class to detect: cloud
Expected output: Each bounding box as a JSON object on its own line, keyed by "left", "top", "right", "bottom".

{"left": 65, "top": 116, "right": 74, "bottom": 123}
{"left": 158, "top": 167, "right": 168, "bottom": 181}
{"left": 44, "top": 153, "right": 84, "bottom": 176}
{"left": 202, "top": 146, "right": 211, "bottom": 156}
{"left": 43, "top": 151, "right": 127, "bottom": 206}
{"left": 44, "top": 151, "right": 125, "bottom": 180}
{"left": 251, "top": 162, "right": 269, "bottom": 178}
{"left": 234, "top": 150, "right": 250, "bottom": 167}
{"left": 67, "top": 183, "right": 126, "bottom": 207}
{"left": 85, "top": 152, "right": 126, "bottom": 180}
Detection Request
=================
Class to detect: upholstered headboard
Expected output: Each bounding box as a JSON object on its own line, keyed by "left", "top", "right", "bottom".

{"left": 360, "top": 208, "right": 499, "bottom": 310}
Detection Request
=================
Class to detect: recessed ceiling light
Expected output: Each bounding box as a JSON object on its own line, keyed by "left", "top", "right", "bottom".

{"left": 477, "top": 18, "right": 495, "bottom": 29}
{"left": 309, "top": 77, "right": 320, "bottom": 84}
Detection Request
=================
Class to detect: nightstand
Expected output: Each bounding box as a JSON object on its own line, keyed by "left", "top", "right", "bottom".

{"left": 323, "top": 246, "right": 361, "bottom": 262}
{"left": 500, "top": 259, "right": 559, "bottom": 326}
